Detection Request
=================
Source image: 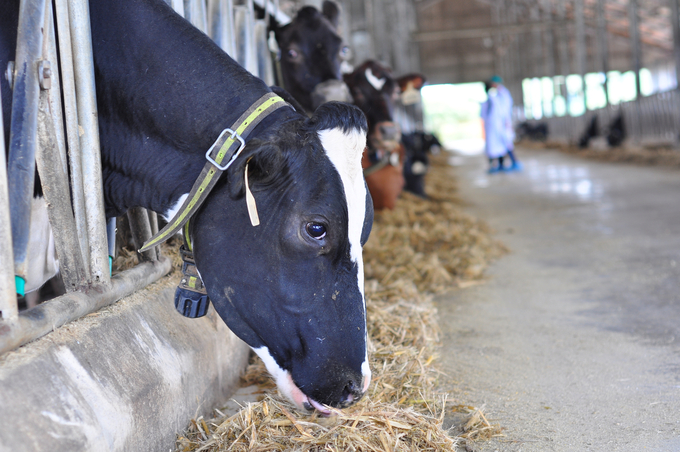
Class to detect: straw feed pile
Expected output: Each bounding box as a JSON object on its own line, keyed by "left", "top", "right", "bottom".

{"left": 175, "top": 155, "right": 505, "bottom": 451}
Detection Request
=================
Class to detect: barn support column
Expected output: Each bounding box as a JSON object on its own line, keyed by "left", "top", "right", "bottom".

{"left": 529, "top": 4, "right": 543, "bottom": 119}
{"left": 492, "top": 4, "right": 501, "bottom": 79}
{"left": 628, "top": 0, "right": 643, "bottom": 142}
{"left": 670, "top": 0, "right": 680, "bottom": 142}
{"left": 557, "top": 0, "right": 571, "bottom": 115}
{"left": 596, "top": 0, "right": 609, "bottom": 106}
{"left": 70, "top": 0, "right": 111, "bottom": 286}
{"left": 574, "top": 0, "right": 587, "bottom": 116}
{"left": 541, "top": 0, "right": 556, "bottom": 118}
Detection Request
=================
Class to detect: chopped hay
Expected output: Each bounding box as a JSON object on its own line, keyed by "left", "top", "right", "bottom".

{"left": 175, "top": 156, "right": 505, "bottom": 451}
{"left": 176, "top": 395, "right": 457, "bottom": 452}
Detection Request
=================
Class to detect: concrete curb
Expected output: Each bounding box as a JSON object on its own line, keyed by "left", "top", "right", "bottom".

{"left": 0, "top": 277, "right": 251, "bottom": 452}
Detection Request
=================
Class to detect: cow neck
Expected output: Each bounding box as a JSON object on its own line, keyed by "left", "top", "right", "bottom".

{"left": 139, "top": 92, "right": 290, "bottom": 252}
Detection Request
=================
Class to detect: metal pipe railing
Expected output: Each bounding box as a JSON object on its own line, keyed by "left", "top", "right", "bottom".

{"left": 55, "top": 0, "right": 91, "bottom": 279}
{"left": 127, "top": 207, "right": 159, "bottom": 262}
{"left": 0, "top": 257, "right": 172, "bottom": 356}
{"left": 69, "top": 0, "right": 110, "bottom": 286}
{"left": 7, "top": 0, "right": 47, "bottom": 294}
{"left": 35, "top": 90, "right": 87, "bottom": 291}
{"left": 0, "top": 88, "right": 17, "bottom": 319}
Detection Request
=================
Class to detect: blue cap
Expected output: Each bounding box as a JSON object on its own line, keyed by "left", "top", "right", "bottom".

{"left": 490, "top": 75, "right": 503, "bottom": 84}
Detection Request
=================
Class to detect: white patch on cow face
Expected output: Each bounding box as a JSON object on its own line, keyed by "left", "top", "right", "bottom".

{"left": 317, "top": 127, "right": 366, "bottom": 298}
{"left": 163, "top": 193, "right": 188, "bottom": 221}
{"left": 317, "top": 126, "right": 371, "bottom": 390}
{"left": 253, "top": 346, "right": 331, "bottom": 414}
{"left": 365, "top": 68, "right": 386, "bottom": 91}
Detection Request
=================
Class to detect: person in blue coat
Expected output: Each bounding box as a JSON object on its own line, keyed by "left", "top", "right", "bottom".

{"left": 480, "top": 76, "right": 522, "bottom": 173}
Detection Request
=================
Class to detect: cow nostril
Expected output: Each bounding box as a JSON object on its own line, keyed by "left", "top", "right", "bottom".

{"left": 341, "top": 380, "right": 361, "bottom": 405}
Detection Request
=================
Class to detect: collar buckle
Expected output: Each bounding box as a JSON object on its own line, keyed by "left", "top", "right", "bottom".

{"left": 205, "top": 128, "right": 246, "bottom": 171}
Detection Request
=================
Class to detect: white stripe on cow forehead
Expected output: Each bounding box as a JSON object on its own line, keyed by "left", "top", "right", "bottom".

{"left": 365, "top": 68, "right": 386, "bottom": 91}
{"left": 317, "top": 127, "right": 367, "bottom": 297}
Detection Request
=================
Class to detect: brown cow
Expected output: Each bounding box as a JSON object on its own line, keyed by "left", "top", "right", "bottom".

{"left": 344, "top": 60, "right": 425, "bottom": 210}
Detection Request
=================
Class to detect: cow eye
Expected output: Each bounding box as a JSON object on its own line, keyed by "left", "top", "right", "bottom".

{"left": 306, "top": 222, "right": 327, "bottom": 239}
{"left": 287, "top": 49, "right": 299, "bottom": 59}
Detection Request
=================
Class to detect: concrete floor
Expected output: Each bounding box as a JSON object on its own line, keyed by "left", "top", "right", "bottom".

{"left": 438, "top": 147, "right": 680, "bottom": 451}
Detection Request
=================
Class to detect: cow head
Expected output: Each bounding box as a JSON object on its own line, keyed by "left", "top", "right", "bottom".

{"left": 274, "top": 1, "right": 351, "bottom": 113}
{"left": 190, "top": 102, "right": 373, "bottom": 413}
{"left": 343, "top": 60, "right": 422, "bottom": 210}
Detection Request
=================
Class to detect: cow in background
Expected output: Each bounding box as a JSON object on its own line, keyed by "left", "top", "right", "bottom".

{"left": 344, "top": 60, "right": 426, "bottom": 210}
{"left": 273, "top": 1, "right": 351, "bottom": 113}
{"left": 606, "top": 113, "right": 626, "bottom": 147}
{"left": 578, "top": 115, "right": 599, "bottom": 148}
{"left": 516, "top": 121, "right": 548, "bottom": 142}
{"left": 2, "top": 0, "right": 373, "bottom": 413}
{"left": 402, "top": 131, "right": 441, "bottom": 198}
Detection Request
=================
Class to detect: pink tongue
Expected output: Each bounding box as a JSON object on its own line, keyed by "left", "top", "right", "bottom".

{"left": 307, "top": 397, "right": 332, "bottom": 415}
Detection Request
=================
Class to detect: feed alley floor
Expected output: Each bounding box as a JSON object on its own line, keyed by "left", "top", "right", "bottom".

{"left": 437, "top": 146, "right": 680, "bottom": 451}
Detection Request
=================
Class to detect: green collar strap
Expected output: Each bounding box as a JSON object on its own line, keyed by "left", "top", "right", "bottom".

{"left": 140, "top": 92, "right": 289, "bottom": 252}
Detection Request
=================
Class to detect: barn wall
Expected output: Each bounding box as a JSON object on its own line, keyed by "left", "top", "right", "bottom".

{"left": 0, "top": 277, "right": 250, "bottom": 452}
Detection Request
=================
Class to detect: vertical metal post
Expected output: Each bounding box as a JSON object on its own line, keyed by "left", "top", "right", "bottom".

{"left": 574, "top": 0, "right": 587, "bottom": 112}
{"left": 596, "top": 0, "right": 609, "bottom": 105}
{"left": 36, "top": 92, "right": 87, "bottom": 291}
{"left": 215, "top": 0, "right": 236, "bottom": 56}
{"left": 254, "top": 19, "right": 275, "bottom": 84}
{"left": 69, "top": 0, "right": 110, "bottom": 285}
{"left": 127, "top": 207, "right": 158, "bottom": 262}
{"left": 55, "top": 0, "right": 90, "bottom": 278}
{"left": 670, "top": 0, "right": 680, "bottom": 141}
{"left": 542, "top": 0, "right": 555, "bottom": 78}
{"left": 628, "top": 0, "right": 642, "bottom": 141}
{"left": 184, "top": 0, "right": 208, "bottom": 33}
{"left": 363, "top": 0, "right": 376, "bottom": 63}
{"left": 0, "top": 88, "right": 17, "bottom": 319}
{"left": 7, "top": 0, "right": 47, "bottom": 292}
{"left": 557, "top": 0, "right": 570, "bottom": 111}
{"left": 491, "top": 4, "right": 502, "bottom": 80}
{"left": 38, "top": 1, "right": 87, "bottom": 292}
{"left": 245, "top": 0, "right": 257, "bottom": 75}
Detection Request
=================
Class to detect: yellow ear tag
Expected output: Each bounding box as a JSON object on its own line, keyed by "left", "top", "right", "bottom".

{"left": 245, "top": 160, "right": 260, "bottom": 227}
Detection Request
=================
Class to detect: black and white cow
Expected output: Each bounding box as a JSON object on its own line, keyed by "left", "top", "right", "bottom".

{"left": 1, "top": 0, "right": 373, "bottom": 413}
{"left": 402, "top": 131, "right": 441, "bottom": 198}
{"left": 273, "top": 1, "right": 351, "bottom": 113}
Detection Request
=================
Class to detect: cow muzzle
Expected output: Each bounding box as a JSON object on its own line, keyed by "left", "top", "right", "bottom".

{"left": 254, "top": 346, "right": 370, "bottom": 416}
{"left": 311, "top": 79, "right": 353, "bottom": 111}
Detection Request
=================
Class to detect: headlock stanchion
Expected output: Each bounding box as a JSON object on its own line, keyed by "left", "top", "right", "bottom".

{"left": 7, "top": 0, "right": 48, "bottom": 296}
{"left": 0, "top": 0, "right": 293, "bottom": 349}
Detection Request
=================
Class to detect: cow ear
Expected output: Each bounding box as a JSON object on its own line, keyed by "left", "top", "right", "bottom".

{"left": 322, "top": 1, "right": 340, "bottom": 28}
{"left": 225, "top": 141, "right": 284, "bottom": 199}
